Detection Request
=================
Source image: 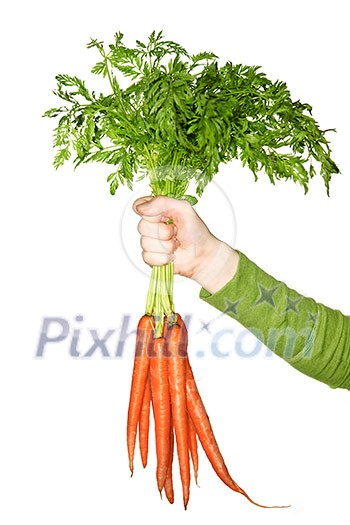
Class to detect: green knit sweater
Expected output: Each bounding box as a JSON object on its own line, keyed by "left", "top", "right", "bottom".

{"left": 199, "top": 251, "right": 350, "bottom": 390}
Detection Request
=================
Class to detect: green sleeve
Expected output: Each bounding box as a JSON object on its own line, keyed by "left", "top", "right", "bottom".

{"left": 199, "top": 251, "right": 350, "bottom": 390}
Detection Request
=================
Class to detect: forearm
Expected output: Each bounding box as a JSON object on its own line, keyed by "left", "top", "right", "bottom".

{"left": 192, "top": 241, "right": 240, "bottom": 295}
{"left": 199, "top": 250, "right": 350, "bottom": 390}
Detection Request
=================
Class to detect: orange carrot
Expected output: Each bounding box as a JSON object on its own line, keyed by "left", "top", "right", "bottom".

{"left": 175, "top": 315, "right": 198, "bottom": 487}
{"left": 164, "top": 422, "right": 175, "bottom": 504}
{"left": 185, "top": 359, "right": 289, "bottom": 509}
{"left": 166, "top": 320, "right": 190, "bottom": 508}
{"left": 166, "top": 315, "right": 190, "bottom": 509}
{"left": 188, "top": 414, "right": 199, "bottom": 486}
{"left": 138, "top": 374, "right": 151, "bottom": 468}
{"left": 127, "top": 315, "right": 153, "bottom": 475}
{"left": 128, "top": 312, "right": 288, "bottom": 510}
{"left": 149, "top": 335, "right": 171, "bottom": 494}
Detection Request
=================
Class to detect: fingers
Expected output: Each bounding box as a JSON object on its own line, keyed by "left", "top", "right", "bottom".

{"left": 133, "top": 195, "right": 195, "bottom": 269}
{"left": 139, "top": 222, "right": 179, "bottom": 267}
{"left": 141, "top": 236, "right": 179, "bottom": 255}
{"left": 142, "top": 251, "right": 175, "bottom": 267}
{"left": 137, "top": 220, "right": 176, "bottom": 241}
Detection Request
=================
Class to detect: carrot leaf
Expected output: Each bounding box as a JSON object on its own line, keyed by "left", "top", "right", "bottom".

{"left": 44, "top": 31, "right": 340, "bottom": 197}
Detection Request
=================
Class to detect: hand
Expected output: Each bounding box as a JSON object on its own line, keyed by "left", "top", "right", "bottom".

{"left": 133, "top": 196, "right": 239, "bottom": 294}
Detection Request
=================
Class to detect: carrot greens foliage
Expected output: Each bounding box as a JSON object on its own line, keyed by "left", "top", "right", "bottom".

{"left": 44, "top": 30, "right": 340, "bottom": 336}
{"left": 44, "top": 30, "right": 339, "bottom": 200}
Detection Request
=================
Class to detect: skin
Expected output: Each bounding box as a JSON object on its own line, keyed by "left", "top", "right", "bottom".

{"left": 133, "top": 196, "right": 240, "bottom": 295}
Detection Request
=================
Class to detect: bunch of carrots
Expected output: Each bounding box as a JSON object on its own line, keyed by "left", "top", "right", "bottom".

{"left": 127, "top": 313, "right": 288, "bottom": 509}
{"left": 43, "top": 30, "right": 338, "bottom": 510}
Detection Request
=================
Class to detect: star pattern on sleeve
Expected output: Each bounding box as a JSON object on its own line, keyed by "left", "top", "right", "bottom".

{"left": 308, "top": 311, "right": 318, "bottom": 324}
{"left": 283, "top": 296, "right": 302, "bottom": 315}
{"left": 254, "top": 283, "right": 280, "bottom": 308}
{"left": 224, "top": 298, "right": 242, "bottom": 316}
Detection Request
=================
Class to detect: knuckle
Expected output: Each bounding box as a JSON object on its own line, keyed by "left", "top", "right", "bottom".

{"left": 171, "top": 238, "right": 178, "bottom": 251}
{"left": 137, "top": 220, "right": 144, "bottom": 235}
{"left": 164, "top": 239, "right": 174, "bottom": 253}
{"left": 180, "top": 198, "right": 191, "bottom": 211}
{"left": 162, "top": 238, "right": 175, "bottom": 253}
{"left": 140, "top": 236, "right": 147, "bottom": 249}
{"left": 159, "top": 224, "right": 173, "bottom": 241}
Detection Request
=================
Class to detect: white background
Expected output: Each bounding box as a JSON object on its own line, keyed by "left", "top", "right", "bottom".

{"left": 1, "top": 0, "right": 349, "bottom": 523}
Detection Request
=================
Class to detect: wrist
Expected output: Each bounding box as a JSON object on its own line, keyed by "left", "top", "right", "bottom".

{"left": 192, "top": 240, "right": 239, "bottom": 294}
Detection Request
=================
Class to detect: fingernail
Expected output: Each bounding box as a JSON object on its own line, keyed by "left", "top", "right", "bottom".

{"left": 137, "top": 198, "right": 153, "bottom": 210}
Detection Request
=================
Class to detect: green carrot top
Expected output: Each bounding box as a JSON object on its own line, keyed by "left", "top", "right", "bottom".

{"left": 43, "top": 30, "right": 339, "bottom": 200}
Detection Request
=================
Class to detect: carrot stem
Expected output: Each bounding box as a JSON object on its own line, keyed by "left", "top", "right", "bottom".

{"left": 145, "top": 263, "right": 175, "bottom": 338}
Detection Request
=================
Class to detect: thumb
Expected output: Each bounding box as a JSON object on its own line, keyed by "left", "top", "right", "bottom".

{"left": 132, "top": 196, "right": 154, "bottom": 216}
{"left": 133, "top": 195, "right": 175, "bottom": 219}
